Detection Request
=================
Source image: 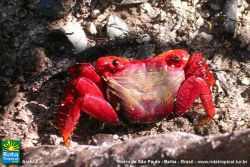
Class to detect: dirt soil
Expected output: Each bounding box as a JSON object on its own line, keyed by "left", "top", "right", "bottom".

{"left": 0, "top": 0, "right": 250, "bottom": 148}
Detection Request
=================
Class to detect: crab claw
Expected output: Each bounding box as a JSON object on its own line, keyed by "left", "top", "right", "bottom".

{"left": 175, "top": 52, "right": 215, "bottom": 122}
{"left": 57, "top": 63, "right": 120, "bottom": 146}
{"left": 57, "top": 93, "right": 120, "bottom": 146}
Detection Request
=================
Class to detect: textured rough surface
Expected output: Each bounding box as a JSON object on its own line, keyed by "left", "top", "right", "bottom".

{"left": 22, "top": 130, "right": 250, "bottom": 166}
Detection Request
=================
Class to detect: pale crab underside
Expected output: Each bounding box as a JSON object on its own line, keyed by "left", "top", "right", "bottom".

{"left": 106, "top": 60, "right": 185, "bottom": 122}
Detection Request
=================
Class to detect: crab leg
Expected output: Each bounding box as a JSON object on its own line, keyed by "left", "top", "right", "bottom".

{"left": 58, "top": 93, "right": 120, "bottom": 146}
{"left": 57, "top": 69, "right": 120, "bottom": 146}
{"left": 175, "top": 76, "right": 215, "bottom": 118}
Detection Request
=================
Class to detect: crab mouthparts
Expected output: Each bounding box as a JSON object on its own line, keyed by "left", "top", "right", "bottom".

{"left": 106, "top": 62, "right": 185, "bottom": 122}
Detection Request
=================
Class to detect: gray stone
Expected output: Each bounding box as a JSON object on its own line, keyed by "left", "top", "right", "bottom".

{"left": 198, "top": 32, "right": 214, "bottom": 42}
{"left": 106, "top": 15, "right": 130, "bottom": 39}
{"left": 61, "top": 22, "right": 88, "bottom": 53}
{"left": 223, "top": 0, "right": 239, "bottom": 34}
{"left": 86, "top": 22, "right": 97, "bottom": 35}
{"left": 90, "top": 9, "right": 101, "bottom": 19}
{"left": 241, "top": 77, "right": 250, "bottom": 86}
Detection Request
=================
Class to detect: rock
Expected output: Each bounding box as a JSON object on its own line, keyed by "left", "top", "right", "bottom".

{"left": 240, "top": 77, "right": 250, "bottom": 86}
{"left": 86, "top": 22, "right": 97, "bottom": 35}
{"left": 223, "top": 0, "right": 239, "bottom": 34}
{"left": 198, "top": 32, "right": 214, "bottom": 42}
{"left": 22, "top": 130, "right": 250, "bottom": 166}
{"left": 201, "top": 10, "right": 210, "bottom": 18}
{"left": 142, "top": 2, "right": 153, "bottom": 14}
{"left": 61, "top": 21, "right": 88, "bottom": 53}
{"left": 113, "top": 134, "right": 119, "bottom": 140}
{"left": 106, "top": 15, "right": 130, "bottom": 39}
{"left": 38, "top": 0, "right": 76, "bottom": 18}
{"left": 90, "top": 9, "right": 101, "bottom": 19}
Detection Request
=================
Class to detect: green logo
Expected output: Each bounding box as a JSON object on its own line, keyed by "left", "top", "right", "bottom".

{"left": 1, "top": 140, "right": 21, "bottom": 164}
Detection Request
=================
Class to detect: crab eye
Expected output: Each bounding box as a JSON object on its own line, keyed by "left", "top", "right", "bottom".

{"left": 166, "top": 56, "right": 182, "bottom": 68}
{"left": 172, "top": 56, "right": 180, "bottom": 63}
{"left": 112, "top": 59, "right": 119, "bottom": 67}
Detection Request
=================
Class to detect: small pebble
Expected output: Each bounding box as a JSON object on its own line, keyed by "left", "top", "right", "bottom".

{"left": 1, "top": 12, "right": 7, "bottom": 19}
{"left": 219, "top": 121, "right": 230, "bottom": 132}
{"left": 223, "top": 0, "right": 239, "bottom": 34}
{"left": 238, "top": 120, "right": 246, "bottom": 126}
{"left": 86, "top": 22, "right": 97, "bottom": 35}
{"left": 153, "top": 24, "right": 160, "bottom": 30}
{"left": 202, "top": 10, "right": 210, "bottom": 18}
{"left": 101, "top": 142, "right": 108, "bottom": 147}
{"left": 198, "top": 32, "right": 214, "bottom": 42}
{"left": 113, "top": 134, "right": 119, "bottom": 140}
{"left": 214, "top": 114, "right": 220, "bottom": 120}
{"left": 106, "top": 15, "right": 130, "bottom": 39}
{"left": 91, "top": 9, "right": 101, "bottom": 19}
{"left": 240, "top": 77, "right": 250, "bottom": 86}
{"left": 61, "top": 21, "right": 88, "bottom": 53}
{"left": 215, "top": 80, "right": 224, "bottom": 94}
{"left": 143, "top": 2, "right": 153, "bottom": 14}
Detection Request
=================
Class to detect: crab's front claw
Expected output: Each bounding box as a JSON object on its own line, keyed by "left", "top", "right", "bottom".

{"left": 175, "top": 52, "right": 215, "bottom": 122}
{"left": 57, "top": 93, "right": 120, "bottom": 146}
{"left": 57, "top": 66, "right": 121, "bottom": 146}
{"left": 57, "top": 74, "right": 119, "bottom": 146}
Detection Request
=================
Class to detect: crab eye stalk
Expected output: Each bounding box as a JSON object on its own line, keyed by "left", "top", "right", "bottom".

{"left": 112, "top": 59, "right": 119, "bottom": 67}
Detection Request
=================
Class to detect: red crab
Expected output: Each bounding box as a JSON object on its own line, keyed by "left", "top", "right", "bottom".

{"left": 57, "top": 49, "right": 215, "bottom": 146}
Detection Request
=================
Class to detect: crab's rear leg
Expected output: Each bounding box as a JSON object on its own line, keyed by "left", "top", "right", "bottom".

{"left": 175, "top": 76, "right": 215, "bottom": 118}
{"left": 175, "top": 52, "right": 215, "bottom": 125}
